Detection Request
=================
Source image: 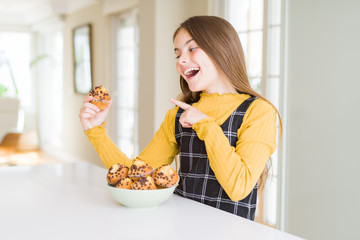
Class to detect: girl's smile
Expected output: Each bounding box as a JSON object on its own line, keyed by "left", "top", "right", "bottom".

{"left": 183, "top": 66, "right": 200, "bottom": 82}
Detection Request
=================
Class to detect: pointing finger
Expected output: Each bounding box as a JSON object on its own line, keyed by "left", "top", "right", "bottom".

{"left": 170, "top": 98, "right": 191, "bottom": 110}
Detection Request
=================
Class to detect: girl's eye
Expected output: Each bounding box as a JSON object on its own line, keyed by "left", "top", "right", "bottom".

{"left": 189, "top": 47, "right": 197, "bottom": 52}
{"left": 175, "top": 55, "right": 180, "bottom": 59}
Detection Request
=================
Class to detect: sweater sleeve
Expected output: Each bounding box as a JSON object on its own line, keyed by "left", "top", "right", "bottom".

{"left": 84, "top": 122, "right": 133, "bottom": 168}
{"left": 84, "top": 108, "right": 179, "bottom": 169}
{"left": 192, "top": 99, "right": 277, "bottom": 201}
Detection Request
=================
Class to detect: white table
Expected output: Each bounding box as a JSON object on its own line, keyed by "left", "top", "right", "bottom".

{"left": 0, "top": 162, "right": 303, "bottom": 240}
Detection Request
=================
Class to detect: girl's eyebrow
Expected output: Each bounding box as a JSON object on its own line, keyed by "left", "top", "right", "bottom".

{"left": 174, "top": 39, "right": 194, "bottom": 52}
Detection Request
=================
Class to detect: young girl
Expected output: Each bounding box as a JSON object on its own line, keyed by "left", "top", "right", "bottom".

{"left": 79, "top": 16, "right": 280, "bottom": 220}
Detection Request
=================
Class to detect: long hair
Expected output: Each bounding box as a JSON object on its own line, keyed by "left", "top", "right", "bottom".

{"left": 173, "top": 16, "right": 282, "bottom": 191}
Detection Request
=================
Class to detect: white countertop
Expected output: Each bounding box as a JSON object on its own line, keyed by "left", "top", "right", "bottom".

{"left": 0, "top": 162, "right": 303, "bottom": 240}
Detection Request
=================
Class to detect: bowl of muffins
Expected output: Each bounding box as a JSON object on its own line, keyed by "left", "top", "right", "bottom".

{"left": 106, "top": 160, "right": 179, "bottom": 208}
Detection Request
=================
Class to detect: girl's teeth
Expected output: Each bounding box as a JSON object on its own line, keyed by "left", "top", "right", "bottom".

{"left": 184, "top": 67, "right": 200, "bottom": 75}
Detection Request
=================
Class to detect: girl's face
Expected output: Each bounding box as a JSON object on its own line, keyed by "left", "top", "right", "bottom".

{"left": 173, "top": 29, "right": 236, "bottom": 94}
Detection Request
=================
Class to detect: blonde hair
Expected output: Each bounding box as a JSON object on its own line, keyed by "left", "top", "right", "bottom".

{"left": 173, "top": 16, "right": 282, "bottom": 191}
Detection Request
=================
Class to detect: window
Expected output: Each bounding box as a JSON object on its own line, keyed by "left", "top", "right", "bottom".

{"left": 0, "top": 31, "right": 31, "bottom": 127}
{"left": 113, "top": 10, "right": 139, "bottom": 159}
{"left": 37, "top": 30, "right": 64, "bottom": 148}
{"left": 0, "top": 31, "right": 31, "bottom": 137}
{"left": 225, "top": 0, "right": 285, "bottom": 228}
{"left": 48, "top": 31, "right": 64, "bottom": 147}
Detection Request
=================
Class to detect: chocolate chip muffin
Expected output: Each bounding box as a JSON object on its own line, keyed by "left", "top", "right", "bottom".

{"left": 106, "top": 163, "right": 129, "bottom": 185}
{"left": 152, "top": 164, "right": 179, "bottom": 187}
{"left": 132, "top": 176, "right": 157, "bottom": 190}
{"left": 89, "top": 85, "right": 111, "bottom": 111}
{"left": 114, "top": 177, "right": 133, "bottom": 189}
{"left": 128, "top": 160, "right": 154, "bottom": 180}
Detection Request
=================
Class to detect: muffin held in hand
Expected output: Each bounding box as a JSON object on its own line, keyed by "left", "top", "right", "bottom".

{"left": 114, "top": 177, "right": 133, "bottom": 190}
{"left": 106, "top": 163, "right": 129, "bottom": 185}
{"left": 132, "top": 176, "right": 157, "bottom": 190}
{"left": 152, "top": 164, "right": 179, "bottom": 188}
{"left": 128, "top": 160, "right": 154, "bottom": 180}
{"left": 88, "top": 85, "right": 111, "bottom": 111}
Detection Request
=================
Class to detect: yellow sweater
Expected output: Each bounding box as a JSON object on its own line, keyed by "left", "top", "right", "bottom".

{"left": 85, "top": 93, "right": 277, "bottom": 201}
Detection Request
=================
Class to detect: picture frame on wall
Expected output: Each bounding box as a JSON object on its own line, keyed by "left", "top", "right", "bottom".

{"left": 73, "top": 24, "right": 93, "bottom": 94}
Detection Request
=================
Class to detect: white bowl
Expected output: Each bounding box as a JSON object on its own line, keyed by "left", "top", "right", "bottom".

{"left": 107, "top": 184, "right": 178, "bottom": 208}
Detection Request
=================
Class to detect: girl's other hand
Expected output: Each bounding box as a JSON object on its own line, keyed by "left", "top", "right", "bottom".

{"left": 170, "top": 98, "right": 209, "bottom": 128}
{"left": 79, "top": 95, "right": 112, "bottom": 130}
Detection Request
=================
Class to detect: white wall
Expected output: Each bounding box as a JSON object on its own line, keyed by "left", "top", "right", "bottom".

{"left": 285, "top": 0, "right": 360, "bottom": 239}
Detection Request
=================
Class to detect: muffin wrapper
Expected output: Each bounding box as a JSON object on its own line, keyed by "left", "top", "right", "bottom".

{"left": 91, "top": 98, "right": 111, "bottom": 103}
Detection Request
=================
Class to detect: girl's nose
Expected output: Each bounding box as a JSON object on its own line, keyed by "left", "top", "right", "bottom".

{"left": 178, "top": 55, "right": 187, "bottom": 65}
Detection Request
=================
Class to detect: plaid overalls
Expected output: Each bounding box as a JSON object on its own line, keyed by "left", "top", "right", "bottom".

{"left": 174, "top": 96, "right": 258, "bottom": 219}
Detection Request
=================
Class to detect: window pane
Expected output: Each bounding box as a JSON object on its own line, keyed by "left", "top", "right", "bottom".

{"left": 117, "top": 48, "right": 135, "bottom": 78}
{"left": 268, "top": 26, "right": 281, "bottom": 76}
{"left": 264, "top": 176, "right": 277, "bottom": 225}
{"left": 250, "top": 76, "right": 262, "bottom": 94}
{"left": 50, "top": 32, "right": 64, "bottom": 147}
{"left": 0, "top": 56, "right": 17, "bottom": 97}
{"left": 240, "top": 31, "right": 263, "bottom": 77}
{"left": 267, "top": 77, "right": 280, "bottom": 110}
{"left": 115, "top": 10, "right": 139, "bottom": 159}
{"left": 116, "top": 9, "right": 139, "bottom": 158}
{"left": 269, "top": 0, "right": 282, "bottom": 25}
{"left": 117, "top": 25, "right": 135, "bottom": 47}
{"left": 238, "top": 33, "right": 248, "bottom": 56}
{"left": 34, "top": 30, "right": 64, "bottom": 147}
{"left": 118, "top": 138, "right": 134, "bottom": 159}
{"left": 227, "top": 0, "right": 263, "bottom": 32}
{"left": 271, "top": 149, "right": 278, "bottom": 177}
{"left": 117, "top": 109, "right": 135, "bottom": 139}
{"left": 0, "top": 32, "right": 30, "bottom": 104}
{"left": 117, "top": 79, "right": 135, "bottom": 108}
{"left": 227, "top": 0, "right": 250, "bottom": 31}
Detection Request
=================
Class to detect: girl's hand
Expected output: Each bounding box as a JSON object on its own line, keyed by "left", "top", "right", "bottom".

{"left": 79, "top": 95, "right": 113, "bottom": 130}
{"left": 170, "top": 98, "right": 209, "bottom": 128}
